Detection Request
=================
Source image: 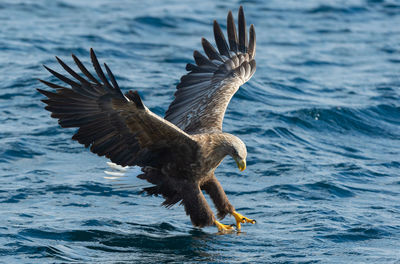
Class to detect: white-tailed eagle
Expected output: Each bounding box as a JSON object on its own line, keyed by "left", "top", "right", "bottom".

{"left": 38, "top": 6, "right": 256, "bottom": 232}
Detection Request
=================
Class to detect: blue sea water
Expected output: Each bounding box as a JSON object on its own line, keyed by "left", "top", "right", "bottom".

{"left": 0, "top": 0, "right": 399, "bottom": 262}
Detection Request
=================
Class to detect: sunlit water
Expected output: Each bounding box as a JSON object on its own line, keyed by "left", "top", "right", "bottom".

{"left": 1, "top": 0, "right": 399, "bottom": 263}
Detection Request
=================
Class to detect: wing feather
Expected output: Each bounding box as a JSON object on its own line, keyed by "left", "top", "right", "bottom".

{"left": 227, "top": 11, "right": 238, "bottom": 53}
{"left": 248, "top": 24, "right": 256, "bottom": 59}
{"left": 90, "top": 49, "right": 114, "bottom": 91}
{"left": 201, "top": 38, "right": 224, "bottom": 62}
{"left": 193, "top": 50, "right": 218, "bottom": 68}
{"left": 39, "top": 49, "right": 198, "bottom": 167}
{"left": 165, "top": 6, "right": 256, "bottom": 133}
{"left": 238, "top": 6, "right": 248, "bottom": 53}
{"left": 71, "top": 54, "right": 101, "bottom": 85}
{"left": 213, "top": 20, "right": 230, "bottom": 58}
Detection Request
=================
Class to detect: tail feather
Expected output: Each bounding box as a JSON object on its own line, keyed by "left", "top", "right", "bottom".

{"left": 138, "top": 167, "right": 182, "bottom": 207}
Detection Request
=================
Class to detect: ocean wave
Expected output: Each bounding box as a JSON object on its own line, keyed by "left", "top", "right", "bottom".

{"left": 1, "top": 0, "right": 400, "bottom": 263}
{"left": 320, "top": 226, "right": 389, "bottom": 242}
{"left": 306, "top": 5, "right": 368, "bottom": 14}
{"left": 0, "top": 182, "right": 142, "bottom": 204}
{"left": 279, "top": 104, "right": 400, "bottom": 138}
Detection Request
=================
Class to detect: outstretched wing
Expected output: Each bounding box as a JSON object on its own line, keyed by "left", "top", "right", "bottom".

{"left": 38, "top": 49, "right": 198, "bottom": 167}
{"left": 165, "top": 6, "right": 256, "bottom": 134}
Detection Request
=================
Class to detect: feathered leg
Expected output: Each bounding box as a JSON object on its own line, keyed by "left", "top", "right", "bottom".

{"left": 202, "top": 176, "right": 234, "bottom": 219}
{"left": 202, "top": 176, "right": 255, "bottom": 230}
{"left": 181, "top": 183, "right": 234, "bottom": 232}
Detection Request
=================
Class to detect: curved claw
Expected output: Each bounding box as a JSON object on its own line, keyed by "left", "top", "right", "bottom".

{"left": 232, "top": 211, "right": 256, "bottom": 230}
{"left": 214, "top": 220, "right": 236, "bottom": 233}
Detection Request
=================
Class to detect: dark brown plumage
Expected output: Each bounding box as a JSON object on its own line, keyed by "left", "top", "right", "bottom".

{"left": 38, "top": 6, "right": 256, "bottom": 232}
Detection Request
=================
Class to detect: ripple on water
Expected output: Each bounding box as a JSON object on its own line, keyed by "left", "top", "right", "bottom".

{"left": 280, "top": 105, "right": 400, "bottom": 139}
{"left": 306, "top": 5, "right": 368, "bottom": 15}
{"left": 1, "top": 0, "right": 400, "bottom": 263}
{"left": 0, "top": 141, "right": 44, "bottom": 162}
{"left": 320, "top": 226, "right": 389, "bottom": 243}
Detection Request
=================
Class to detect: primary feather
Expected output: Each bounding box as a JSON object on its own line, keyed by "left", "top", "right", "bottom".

{"left": 165, "top": 6, "right": 256, "bottom": 133}
{"left": 39, "top": 49, "right": 197, "bottom": 168}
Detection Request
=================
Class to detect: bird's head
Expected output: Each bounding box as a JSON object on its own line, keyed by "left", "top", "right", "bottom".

{"left": 227, "top": 135, "right": 247, "bottom": 172}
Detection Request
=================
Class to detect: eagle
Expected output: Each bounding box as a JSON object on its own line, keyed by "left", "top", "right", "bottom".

{"left": 38, "top": 6, "right": 256, "bottom": 232}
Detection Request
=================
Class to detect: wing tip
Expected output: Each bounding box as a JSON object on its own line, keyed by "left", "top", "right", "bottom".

{"left": 238, "top": 5, "right": 248, "bottom": 53}
{"left": 38, "top": 78, "right": 66, "bottom": 89}
{"left": 90, "top": 48, "right": 114, "bottom": 89}
{"left": 71, "top": 51, "right": 101, "bottom": 85}
{"left": 42, "top": 64, "right": 51, "bottom": 72}
{"left": 126, "top": 90, "right": 145, "bottom": 109}
{"left": 90, "top": 48, "right": 97, "bottom": 63}
{"left": 248, "top": 24, "right": 256, "bottom": 59}
{"left": 71, "top": 53, "right": 78, "bottom": 61}
{"left": 239, "top": 5, "right": 244, "bottom": 14}
{"left": 36, "top": 87, "right": 48, "bottom": 95}
{"left": 213, "top": 19, "right": 230, "bottom": 58}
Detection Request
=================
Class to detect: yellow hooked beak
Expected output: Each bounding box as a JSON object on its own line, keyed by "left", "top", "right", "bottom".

{"left": 235, "top": 159, "right": 246, "bottom": 171}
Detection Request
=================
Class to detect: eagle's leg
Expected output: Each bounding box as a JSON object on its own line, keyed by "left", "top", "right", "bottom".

{"left": 181, "top": 183, "right": 217, "bottom": 228}
{"left": 202, "top": 176, "right": 255, "bottom": 230}
{"left": 181, "top": 183, "right": 234, "bottom": 232}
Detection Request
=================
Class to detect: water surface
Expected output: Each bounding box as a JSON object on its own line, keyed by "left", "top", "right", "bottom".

{"left": 0, "top": 0, "right": 399, "bottom": 263}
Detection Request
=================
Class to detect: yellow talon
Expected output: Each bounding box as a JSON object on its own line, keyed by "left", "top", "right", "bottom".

{"left": 232, "top": 211, "right": 256, "bottom": 230}
{"left": 214, "top": 220, "right": 236, "bottom": 233}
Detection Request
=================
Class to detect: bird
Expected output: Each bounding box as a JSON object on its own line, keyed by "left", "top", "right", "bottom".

{"left": 38, "top": 6, "right": 256, "bottom": 232}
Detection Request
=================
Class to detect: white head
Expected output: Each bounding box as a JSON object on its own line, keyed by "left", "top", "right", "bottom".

{"left": 224, "top": 134, "right": 247, "bottom": 171}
